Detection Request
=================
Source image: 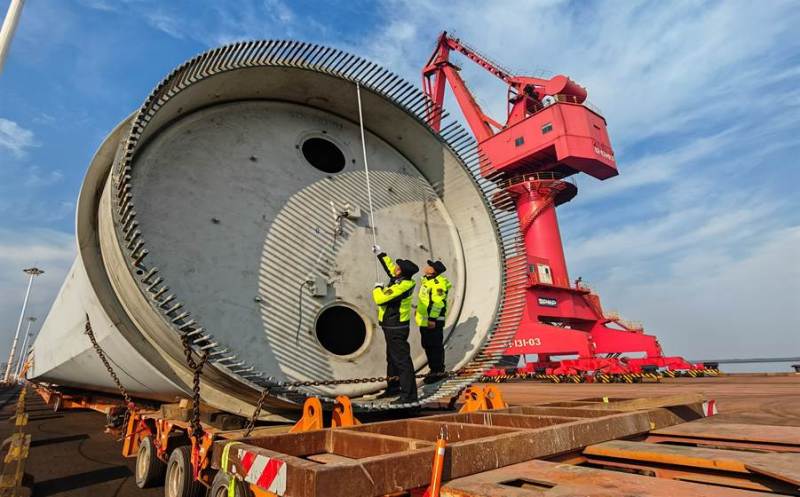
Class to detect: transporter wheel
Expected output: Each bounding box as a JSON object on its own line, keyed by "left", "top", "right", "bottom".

{"left": 165, "top": 446, "right": 204, "bottom": 497}
{"left": 136, "top": 436, "right": 166, "bottom": 488}
{"left": 210, "top": 470, "right": 252, "bottom": 497}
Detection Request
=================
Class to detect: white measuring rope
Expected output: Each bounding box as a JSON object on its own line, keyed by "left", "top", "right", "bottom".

{"left": 356, "top": 82, "right": 382, "bottom": 280}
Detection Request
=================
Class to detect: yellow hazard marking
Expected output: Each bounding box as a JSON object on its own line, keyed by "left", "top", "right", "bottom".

{"left": 3, "top": 443, "right": 28, "bottom": 464}
{"left": 1, "top": 390, "right": 31, "bottom": 496}
{"left": 220, "top": 442, "right": 245, "bottom": 497}
{"left": 221, "top": 441, "right": 242, "bottom": 473}
{"left": 0, "top": 473, "right": 18, "bottom": 488}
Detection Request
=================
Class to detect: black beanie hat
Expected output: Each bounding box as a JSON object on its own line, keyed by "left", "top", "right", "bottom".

{"left": 426, "top": 259, "right": 447, "bottom": 275}
{"left": 395, "top": 259, "right": 419, "bottom": 278}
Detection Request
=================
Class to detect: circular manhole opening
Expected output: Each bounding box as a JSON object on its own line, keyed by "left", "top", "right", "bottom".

{"left": 315, "top": 305, "right": 367, "bottom": 356}
{"left": 301, "top": 137, "right": 345, "bottom": 173}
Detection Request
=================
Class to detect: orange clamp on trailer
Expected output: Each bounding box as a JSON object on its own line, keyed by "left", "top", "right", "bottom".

{"left": 459, "top": 385, "right": 511, "bottom": 413}
{"left": 189, "top": 430, "right": 215, "bottom": 483}
{"left": 289, "top": 397, "right": 324, "bottom": 433}
{"left": 458, "top": 386, "right": 487, "bottom": 413}
{"left": 121, "top": 410, "right": 148, "bottom": 458}
{"left": 331, "top": 396, "right": 360, "bottom": 428}
{"left": 483, "top": 385, "right": 507, "bottom": 410}
{"left": 458, "top": 385, "right": 508, "bottom": 414}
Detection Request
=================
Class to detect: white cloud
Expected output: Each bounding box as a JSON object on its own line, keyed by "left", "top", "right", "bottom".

{"left": 205, "top": 0, "right": 312, "bottom": 46}
{"left": 144, "top": 10, "right": 187, "bottom": 40}
{"left": 577, "top": 130, "right": 733, "bottom": 203}
{"left": 77, "top": 0, "right": 147, "bottom": 12}
{"left": 568, "top": 196, "right": 781, "bottom": 271}
{"left": 76, "top": 0, "right": 118, "bottom": 11}
{"left": 23, "top": 166, "right": 64, "bottom": 188}
{"left": 32, "top": 113, "right": 56, "bottom": 126}
{"left": 0, "top": 196, "right": 75, "bottom": 225}
{"left": 359, "top": 0, "right": 799, "bottom": 151}
{"left": 263, "top": 0, "right": 294, "bottom": 24}
{"left": 105, "top": 0, "right": 309, "bottom": 46}
{"left": 0, "top": 118, "right": 37, "bottom": 157}
{"left": 597, "top": 227, "right": 800, "bottom": 360}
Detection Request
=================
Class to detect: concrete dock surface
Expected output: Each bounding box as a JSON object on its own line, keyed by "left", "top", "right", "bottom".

{"left": 0, "top": 374, "right": 796, "bottom": 496}
{"left": 494, "top": 374, "right": 800, "bottom": 426}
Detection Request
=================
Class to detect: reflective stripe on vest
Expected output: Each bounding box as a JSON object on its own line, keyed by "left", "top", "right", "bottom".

{"left": 415, "top": 275, "right": 452, "bottom": 326}
{"left": 373, "top": 279, "right": 415, "bottom": 324}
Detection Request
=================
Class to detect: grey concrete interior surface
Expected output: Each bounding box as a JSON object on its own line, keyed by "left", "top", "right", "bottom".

{"left": 29, "top": 41, "right": 525, "bottom": 416}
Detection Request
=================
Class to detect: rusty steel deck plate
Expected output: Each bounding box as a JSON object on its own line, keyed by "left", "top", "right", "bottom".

{"left": 652, "top": 421, "right": 800, "bottom": 445}
{"left": 585, "top": 440, "right": 800, "bottom": 487}
{"left": 439, "top": 459, "right": 774, "bottom": 497}
{"left": 647, "top": 421, "right": 800, "bottom": 453}
{"left": 212, "top": 397, "right": 706, "bottom": 497}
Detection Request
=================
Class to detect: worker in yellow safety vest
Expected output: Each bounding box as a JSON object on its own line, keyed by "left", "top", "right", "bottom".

{"left": 372, "top": 245, "right": 419, "bottom": 403}
{"left": 416, "top": 259, "right": 452, "bottom": 384}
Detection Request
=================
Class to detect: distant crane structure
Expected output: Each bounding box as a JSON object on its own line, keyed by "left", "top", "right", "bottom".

{"left": 422, "top": 32, "right": 702, "bottom": 377}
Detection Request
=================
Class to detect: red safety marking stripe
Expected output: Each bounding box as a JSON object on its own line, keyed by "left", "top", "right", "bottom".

{"left": 256, "top": 459, "right": 284, "bottom": 489}
{"left": 237, "top": 449, "right": 287, "bottom": 495}
{"left": 240, "top": 450, "right": 256, "bottom": 472}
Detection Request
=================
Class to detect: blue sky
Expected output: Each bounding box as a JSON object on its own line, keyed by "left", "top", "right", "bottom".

{"left": 1, "top": 0, "right": 798, "bottom": 369}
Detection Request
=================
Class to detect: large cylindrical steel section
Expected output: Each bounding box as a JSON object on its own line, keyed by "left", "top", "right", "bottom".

{"left": 29, "top": 41, "right": 525, "bottom": 415}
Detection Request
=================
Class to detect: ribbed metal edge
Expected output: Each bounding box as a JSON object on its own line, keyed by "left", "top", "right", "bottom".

{"left": 109, "top": 40, "right": 528, "bottom": 411}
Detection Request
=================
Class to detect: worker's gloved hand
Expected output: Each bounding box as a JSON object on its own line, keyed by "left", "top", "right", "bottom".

{"left": 427, "top": 320, "right": 435, "bottom": 329}
{"left": 371, "top": 244, "right": 382, "bottom": 255}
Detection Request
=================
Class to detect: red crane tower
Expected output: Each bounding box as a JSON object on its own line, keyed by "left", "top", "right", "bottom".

{"left": 422, "top": 32, "right": 702, "bottom": 379}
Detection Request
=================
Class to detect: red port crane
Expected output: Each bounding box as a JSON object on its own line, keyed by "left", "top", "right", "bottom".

{"left": 422, "top": 32, "right": 702, "bottom": 379}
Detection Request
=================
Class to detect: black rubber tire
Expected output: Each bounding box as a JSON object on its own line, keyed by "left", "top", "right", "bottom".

{"left": 164, "top": 446, "right": 205, "bottom": 497}
{"left": 210, "top": 471, "right": 252, "bottom": 497}
{"left": 135, "top": 436, "right": 166, "bottom": 488}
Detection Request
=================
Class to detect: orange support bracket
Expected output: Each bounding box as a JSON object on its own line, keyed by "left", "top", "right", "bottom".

{"left": 156, "top": 418, "right": 175, "bottom": 459}
{"left": 483, "top": 385, "right": 507, "bottom": 410}
{"left": 33, "top": 384, "right": 54, "bottom": 405}
{"left": 331, "top": 396, "right": 360, "bottom": 428}
{"left": 289, "top": 397, "right": 324, "bottom": 432}
{"left": 459, "top": 385, "right": 508, "bottom": 413}
{"left": 458, "top": 386, "right": 487, "bottom": 413}
{"left": 191, "top": 431, "right": 216, "bottom": 484}
{"left": 121, "top": 410, "right": 145, "bottom": 457}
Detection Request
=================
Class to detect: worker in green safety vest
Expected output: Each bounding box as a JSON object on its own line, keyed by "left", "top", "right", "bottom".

{"left": 416, "top": 259, "right": 452, "bottom": 384}
{"left": 372, "top": 245, "right": 419, "bottom": 403}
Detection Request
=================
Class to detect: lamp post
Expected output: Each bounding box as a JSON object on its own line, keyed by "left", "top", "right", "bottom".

{"left": 4, "top": 267, "right": 44, "bottom": 382}
{"left": 13, "top": 316, "right": 36, "bottom": 380}
{"left": 0, "top": 0, "right": 26, "bottom": 75}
